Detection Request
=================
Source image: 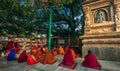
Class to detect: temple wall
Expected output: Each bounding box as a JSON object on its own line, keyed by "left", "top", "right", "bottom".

{"left": 81, "top": 0, "right": 120, "bottom": 61}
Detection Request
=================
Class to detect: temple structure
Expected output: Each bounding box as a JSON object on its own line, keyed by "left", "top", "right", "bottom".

{"left": 82, "top": 0, "right": 120, "bottom": 61}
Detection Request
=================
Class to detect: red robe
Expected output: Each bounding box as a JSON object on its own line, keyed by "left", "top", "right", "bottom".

{"left": 52, "top": 46, "right": 57, "bottom": 55}
{"left": 18, "top": 50, "right": 27, "bottom": 63}
{"left": 82, "top": 53, "right": 101, "bottom": 69}
{"left": 14, "top": 42, "right": 19, "bottom": 53}
{"left": 6, "top": 41, "right": 14, "bottom": 50}
{"left": 64, "top": 46, "right": 69, "bottom": 54}
{"left": 27, "top": 55, "right": 37, "bottom": 65}
{"left": 62, "top": 49, "right": 75, "bottom": 66}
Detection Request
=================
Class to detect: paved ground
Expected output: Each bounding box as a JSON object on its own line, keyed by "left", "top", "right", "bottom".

{"left": 0, "top": 55, "right": 120, "bottom": 71}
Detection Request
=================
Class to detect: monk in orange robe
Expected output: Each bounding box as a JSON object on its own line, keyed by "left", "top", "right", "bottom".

{"left": 35, "top": 47, "right": 43, "bottom": 62}
{"left": 27, "top": 50, "right": 38, "bottom": 65}
{"left": 45, "top": 47, "right": 49, "bottom": 53}
{"left": 58, "top": 46, "right": 65, "bottom": 55}
{"left": 62, "top": 48, "right": 75, "bottom": 66}
{"left": 82, "top": 50, "right": 101, "bottom": 69}
{"left": 37, "top": 45, "right": 43, "bottom": 53}
{"left": 70, "top": 48, "right": 77, "bottom": 59}
{"left": 52, "top": 46, "right": 57, "bottom": 55}
{"left": 42, "top": 51, "right": 57, "bottom": 64}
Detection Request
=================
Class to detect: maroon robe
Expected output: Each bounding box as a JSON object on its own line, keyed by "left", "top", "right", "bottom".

{"left": 62, "top": 49, "right": 75, "bottom": 66}
{"left": 18, "top": 50, "right": 27, "bottom": 63}
{"left": 14, "top": 42, "right": 19, "bottom": 53}
{"left": 82, "top": 53, "right": 101, "bottom": 69}
{"left": 6, "top": 41, "right": 14, "bottom": 50}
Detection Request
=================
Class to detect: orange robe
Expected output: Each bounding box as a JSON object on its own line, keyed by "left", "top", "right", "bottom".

{"left": 62, "top": 49, "right": 75, "bottom": 66}
{"left": 42, "top": 51, "right": 57, "bottom": 64}
{"left": 35, "top": 47, "right": 43, "bottom": 62}
{"left": 5, "top": 49, "right": 10, "bottom": 59}
{"left": 27, "top": 54, "right": 38, "bottom": 65}
{"left": 58, "top": 46, "right": 65, "bottom": 55}
{"left": 70, "top": 48, "right": 77, "bottom": 58}
{"left": 45, "top": 47, "right": 49, "bottom": 53}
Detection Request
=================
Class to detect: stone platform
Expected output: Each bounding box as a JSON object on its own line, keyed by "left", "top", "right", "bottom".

{"left": 0, "top": 55, "right": 120, "bottom": 71}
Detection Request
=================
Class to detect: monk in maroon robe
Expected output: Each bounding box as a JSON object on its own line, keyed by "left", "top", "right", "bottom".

{"left": 62, "top": 48, "right": 75, "bottom": 66}
{"left": 64, "top": 45, "right": 69, "bottom": 54}
{"left": 18, "top": 50, "right": 27, "bottom": 63}
{"left": 6, "top": 39, "right": 14, "bottom": 50}
{"left": 52, "top": 46, "right": 57, "bottom": 55}
{"left": 82, "top": 50, "right": 101, "bottom": 69}
{"left": 14, "top": 39, "right": 20, "bottom": 53}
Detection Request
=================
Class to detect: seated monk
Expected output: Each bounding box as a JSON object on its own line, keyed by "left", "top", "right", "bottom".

{"left": 62, "top": 48, "right": 75, "bottom": 66}
{"left": 30, "top": 45, "right": 36, "bottom": 51}
{"left": 45, "top": 46, "right": 49, "bottom": 53}
{"left": 64, "top": 45, "right": 69, "bottom": 54}
{"left": 37, "top": 45, "right": 43, "bottom": 53}
{"left": 42, "top": 51, "right": 57, "bottom": 64}
{"left": 35, "top": 47, "right": 43, "bottom": 62}
{"left": 5, "top": 49, "right": 10, "bottom": 59}
{"left": 17, "top": 45, "right": 27, "bottom": 63}
{"left": 70, "top": 48, "right": 77, "bottom": 59}
{"left": 58, "top": 46, "right": 65, "bottom": 55}
{"left": 7, "top": 49, "right": 16, "bottom": 61}
{"left": 27, "top": 50, "right": 38, "bottom": 65}
{"left": 14, "top": 38, "right": 20, "bottom": 53}
{"left": 82, "top": 50, "right": 101, "bottom": 69}
{"left": 18, "top": 50, "right": 27, "bottom": 63}
{"left": 52, "top": 46, "right": 57, "bottom": 55}
{"left": 6, "top": 38, "right": 14, "bottom": 50}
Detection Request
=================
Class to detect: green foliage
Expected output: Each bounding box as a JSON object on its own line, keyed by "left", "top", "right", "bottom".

{"left": 0, "top": 0, "right": 41, "bottom": 36}
{"left": 0, "top": 0, "right": 84, "bottom": 39}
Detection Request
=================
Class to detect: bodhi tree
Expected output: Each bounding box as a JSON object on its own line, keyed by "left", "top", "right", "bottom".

{"left": 38, "top": 0, "right": 84, "bottom": 46}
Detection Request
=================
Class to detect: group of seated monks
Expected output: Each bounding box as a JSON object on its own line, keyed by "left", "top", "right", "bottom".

{"left": 3, "top": 39, "right": 101, "bottom": 70}
{"left": 5, "top": 43, "right": 57, "bottom": 65}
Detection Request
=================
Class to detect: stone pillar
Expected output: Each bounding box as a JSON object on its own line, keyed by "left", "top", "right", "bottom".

{"left": 115, "top": 4, "right": 120, "bottom": 31}
{"left": 83, "top": 6, "right": 91, "bottom": 35}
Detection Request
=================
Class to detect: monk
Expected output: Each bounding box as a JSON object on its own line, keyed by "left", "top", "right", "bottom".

{"left": 37, "top": 45, "right": 43, "bottom": 52}
{"left": 64, "top": 45, "right": 69, "bottom": 54}
{"left": 35, "top": 47, "right": 43, "bottom": 62}
{"left": 14, "top": 38, "right": 20, "bottom": 53}
{"left": 58, "top": 46, "right": 65, "bottom": 55}
{"left": 6, "top": 38, "right": 14, "bottom": 50}
{"left": 82, "top": 50, "right": 101, "bottom": 69}
{"left": 7, "top": 49, "right": 16, "bottom": 61}
{"left": 52, "top": 46, "right": 57, "bottom": 55}
{"left": 45, "top": 46, "right": 49, "bottom": 53}
{"left": 70, "top": 48, "right": 77, "bottom": 58}
{"left": 27, "top": 50, "right": 38, "bottom": 65}
{"left": 42, "top": 51, "right": 57, "bottom": 64}
{"left": 17, "top": 45, "right": 27, "bottom": 63}
{"left": 62, "top": 48, "right": 75, "bottom": 66}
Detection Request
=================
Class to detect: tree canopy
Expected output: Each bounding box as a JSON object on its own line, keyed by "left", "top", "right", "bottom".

{"left": 0, "top": 0, "right": 84, "bottom": 40}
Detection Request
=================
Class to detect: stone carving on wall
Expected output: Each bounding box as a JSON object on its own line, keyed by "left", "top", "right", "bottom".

{"left": 95, "top": 10, "right": 107, "bottom": 23}
{"left": 115, "top": 12, "right": 120, "bottom": 24}
{"left": 85, "top": 12, "right": 90, "bottom": 26}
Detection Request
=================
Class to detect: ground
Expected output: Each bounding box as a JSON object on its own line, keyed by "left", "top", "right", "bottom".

{"left": 0, "top": 55, "right": 120, "bottom": 71}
